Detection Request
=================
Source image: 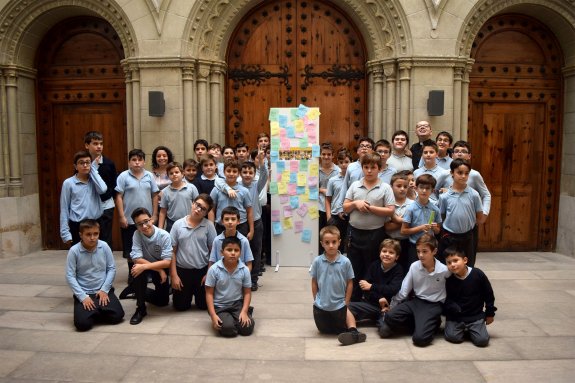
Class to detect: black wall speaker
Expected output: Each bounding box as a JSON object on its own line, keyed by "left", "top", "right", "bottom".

{"left": 427, "top": 90, "right": 444, "bottom": 116}
{"left": 149, "top": 91, "right": 165, "bottom": 117}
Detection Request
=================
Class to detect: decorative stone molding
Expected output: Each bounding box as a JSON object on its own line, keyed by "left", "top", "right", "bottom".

{"left": 184, "top": 0, "right": 411, "bottom": 61}
{"left": 424, "top": 0, "right": 448, "bottom": 30}
{"left": 144, "top": 0, "right": 172, "bottom": 36}
{"left": 0, "top": 0, "right": 138, "bottom": 65}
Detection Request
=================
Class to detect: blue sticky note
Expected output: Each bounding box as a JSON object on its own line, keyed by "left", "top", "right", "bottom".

{"left": 297, "top": 104, "right": 308, "bottom": 117}
{"left": 289, "top": 172, "right": 297, "bottom": 184}
{"left": 279, "top": 114, "right": 288, "bottom": 127}
{"left": 309, "top": 187, "right": 319, "bottom": 200}
{"left": 297, "top": 186, "right": 306, "bottom": 195}
{"left": 269, "top": 108, "right": 279, "bottom": 121}
{"left": 302, "top": 229, "right": 312, "bottom": 243}
{"left": 272, "top": 222, "right": 283, "bottom": 235}
{"left": 270, "top": 151, "right": 279, "bottom": 163}
{"left": 286, "top": 125, "right": 295, "bottom": 138}
{"left": 290, "top": 196, "right": 299, "bottom": 209}
{"left": 312, "top": 144, "right": 320, "bottom": 158}
{"left": 290, "top": 109, "right": 299, "bottom": 120}
{"left": 299, "top": 159, "right": 308, "bottom": 172}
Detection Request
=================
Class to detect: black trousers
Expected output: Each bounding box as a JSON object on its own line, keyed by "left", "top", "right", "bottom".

{"left": 250, "top": 218, "right": 263, "bottom": 283}
{"left": 133, "top": 268, "right": 170, "bottom": 311}
{"left": 98, "top": 207, "right": 115, "bottom": 248}
{"left": 215, "top": 299, "right": 255, "bottom": 337}
{"left": 313, "top": 305, "right": 348, "bottom": 335}
{"left": 327, "top": 214, "right": 349, "bottom": 254}
{"left": 172, "top": 266, "right": 208, "bottom": 311}
{"left": 438, "top": 228, "right": 475, "bottom": 266}
{"left": 121, "top": 224, "right": 137, "bottom": 259}
{"left": 385, "top": 297, "right": 443, "bottom": 347}
{"left": 73, "top": 287, "right": 124, "bottom": 332}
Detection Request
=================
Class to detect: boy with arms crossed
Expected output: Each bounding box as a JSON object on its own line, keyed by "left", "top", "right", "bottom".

{"left": 310, "top": 226, "right": 366, "bottom": 346}
{"left": 158, "top": 162, "right": 199, "bottom": 232}
{"left": 66, "top": 219, "right": 124, "bottom": 331}
{"left": 413, "top": 140, "right": 449, "bottom": 204}
{"left": 326, "top": 149, "right": 352, "bottom": 253}
{"left": 384, "top": 171, "right": 414, "bottom": 272}
{"left": 205, "top": 236, "right": 254, "bottom": 337}
{"left": 444, "top": 247, "right": 496, "bottom": 347}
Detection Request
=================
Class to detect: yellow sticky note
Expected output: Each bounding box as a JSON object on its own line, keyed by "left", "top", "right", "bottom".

{"left": 282, "top": 217, "right": 293, "bottom": 230}
{"left": 309, "top": 163, "right": 319, "bottom": 175}
{"left": 307, "top": 109, "right": 321, "bottom": 120}
{"left": 297, "top": 172, "right": 306, "bottom": 187}
{"left": 278, "top": 182, "right": 288, "bottom": 195}
{"left": 308, "top": 205, "right": 319, "bottom": 219}
{"left": 301, "top": 191, "right": 309, "bottom": 202}
{"left": 270, "top": 121, "right": 280, "bottom": 136}
{"left": 294, "top": 119, "right": 304, "bottom": 132}
{"left": 282, "top": 171, "right": 290, "bottom": 182}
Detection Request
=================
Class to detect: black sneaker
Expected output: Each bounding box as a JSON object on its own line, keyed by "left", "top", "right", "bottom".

{"left": 119, "top": 286, "right": 135, "bottom": 300}
{"left": 251, "top": 283, "right": 259, "bottom": 291}
{"left": 129, "top": 309, "right": 147, "bottom": 325}
{"left": 338, "top": 330, "right": 366, "bottom": 346}
{"left": 378, "top": 320, "right": 392, "bottom": 338}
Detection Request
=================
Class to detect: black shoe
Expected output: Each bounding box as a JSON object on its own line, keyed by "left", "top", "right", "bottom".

{"left": 338, "top": 330, "right": 366, "bottom": 346}
{"left": 258, "top": 271, "right": 263, "bottom": 276}
{"left": 251, "top": 283, "right": 259, "bottom": 291}
{"left": 119, "top": 286, "right": 135, "bottom": 300}
{"left": 130, "top": 309, "right": 147, "bottom": 325}
{"left": 378, "top": 320, "right": 392, "bottom": 338}
{"left": 261, "top": 266, "right": 266, "bottom": 272}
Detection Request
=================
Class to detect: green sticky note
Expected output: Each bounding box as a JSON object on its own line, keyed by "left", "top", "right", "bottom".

{"left": 428, "top": 211, "right": 435, "bottom": 224}
{"left": 269, "top": 108, "right": 279, "bottom": 121}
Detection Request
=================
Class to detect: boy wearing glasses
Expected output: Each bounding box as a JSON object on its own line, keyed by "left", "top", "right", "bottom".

{"left": 60, "top": 150, "right": 107, "bottom": 246}
{"left": 128, "top": 207, "right": 173, "bottom": 325}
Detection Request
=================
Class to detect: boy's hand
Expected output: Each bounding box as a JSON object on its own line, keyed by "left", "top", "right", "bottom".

{"left": 95, "top": 291, "right": 109, "bottom": 306}
{"left": 131, "top": 263, "right": 147, "bottom": 278}
{"left": 92, "top": 155, "right": 102, "bottom": 166}
{"left": 119, "top": 216, "right": 128, "bottom": 229}
{"left": 356, "top": 200, "right": 370, "bottom": 213}
{"left": 486, "top": 316, "right": 494, "bottom": 325}
{"left": 158, "top": 269, "right": 167, "bottom": 284}
{"left": 358, "top": 279, "right": 372, "bottom": 291}
{"left": 239, "top": 310, "right": 252, "bottom": 327}
{"left": 201, "top": 275, "right": 207, "bottom": 286}
{"left": 247, "top": 231, "right": 254, "bottom": 241}
{"left": 227, "top": 189, "right": 238, "bottom": 199}
{"left": 171, "top": 274, "right": 183, "bottom": 291}
{"left": 82, "top": 296, "right": 96, "bottom": 311}
{"left": 211, "top": 314, "right": 223, "bottom": 330}
{"left": 379, "top": 297, "right": 389, "bottom": 312}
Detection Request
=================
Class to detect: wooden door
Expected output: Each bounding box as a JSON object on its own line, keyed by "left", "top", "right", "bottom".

{"left": 226, "top": 0, "right": 367, "bottom": 151}
{"left": 36, "top": 17, "right": 126, "bottom": 250}
{"left": 469, "top": 14, "right": 563, "bottom": 251}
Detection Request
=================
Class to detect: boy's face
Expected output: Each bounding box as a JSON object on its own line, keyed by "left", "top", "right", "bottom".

{"left": 79, "top": 226, "right": 100, "bottom": 250}
{"left": 236, "top": 147, "right": 249, "bottom": 161}
{"left": 416, "top": 184, "right": 433, "bottom": 201}
{"left": 74, "top": 157, "right": 92, "bottom": 175}
{"left": 362, "top": 162, "right": 380, "bottom": 181}
{"left": 392, "top": 179, "right": 409, "bottom": 199}
{"left": 184, "top": 165, "right": 197, "bottom": 181}
{"left": 407, "top": 175, "right": 416, "bottom": 190}
{"left": 129, "top": 155, "right": 145, "bottom": 172}
{"left": 202, "top": 160, "right": 216, "bottom": 177}
{"left": 416, "top": 121, "right": 432, "bottom": 140}
{"left": 208, "top": 147, "right": 221, "bottom": 159}
{"left": 451, "top": 165, "right": 470, "bottom": 186}
{"left": 446, "top": 254, "right": 468, "bottom": 276}
{"left": 337, "top": 157, "right": 351, "bottom": 172}
{"left": 422, "top": 146, "right": 438, "bottom": 165}
{"left": 321, "top": 232, "right": 341, "bottom": 257}
{"left": 155, "top": 150, "right": 169, "bottom": 167}
{"left": 134, "top": 214, "right": 154, "bottom": 237}
{"left": 258, "top": 136, "right": 270, "bottom": 149}
{"left": 224, "top": 167, "right": 239, "bottom": 183}
{"left": 194, "top": 145, "right": 207, "bottom": 158}
{"left": 320, "top": 149, "right": 333, "bottom": 165}
{"left": 221, "top": 243, "right": 241, "bottom": 264}
{"left": 452, "top": 146, "right": 471, "bottom": 161}
{"left": 375, "top": 146, "right": 391, "bottom": 163}
{"left": 222, "top": 148, "right": 235, "bottom": 160}
{"left": 241, "top": 167, "right": 255, "bottom": 184}
{"left": 85, "top": 139, "right": 103, "bottom": 158}
{"left": 168, "top": 167, "right": 183, "bottom": 183}
{"left": 222, "top": 213, "right": 239, "bottom": 231}
{"left": 191, "top": 200, "right": 209, "bottom": 217}
{"left": 380, "top": 246, "right": 399, "bottom": 269}
{"left": 357, "top": 141, "right": 372, "bottom": 158}
{"left": 392, "top": 135, "right": 407, "bottom": 151}
{"left": 416, "top": 243, "right": 437, "bottom": 266}
{"left": 436, "top": 135, "right": 452, "bottom": 153}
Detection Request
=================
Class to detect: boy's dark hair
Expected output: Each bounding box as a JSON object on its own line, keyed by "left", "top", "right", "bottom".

{"left": 222, "top": 145, "right": 235, "bottom": 154}
{"left": 199, "top": 154, "right": 216, "bottom": 167}
{"left": 391, "top": 130, "right": 409, "bottom": 145}
{"left": 194, "top": 193, "right": 214, "bottom": 213}
{"left": 83, "top": 131, "right": 103, "bottom": 144}
{"left": 128, "top": 148, "right": 145, "bottom": 160}
{"left": 257, "top": 132, "right": 270, "bottom": 141}
{"left": 320, "top": 142, "right": 334, "bottom": 152}
{"left": 422, "top": 139, "right": 438, "bottom": 153}
{"left": 221, "top": 236, "right": 242, "bottom": 252}
{"left": 152, "top": 146, "right": 174, "bottom": 169}
{"left": 415, "top": 173, "right": 437, "bottom": 188}
{"left": 360, "top": 152, "right": 382, "bottom": 168}
{"left": 390, "top": 172, "right": 409, "bottom": 186}
{"left": 416, "top": 233, "right": 438, "bottom": 251}
{"left": 444, "top": 246, "right": 466, "bottom": 260}
{"left": 73, "top": 150, "right": 92, "bottom": 164}
{"left": 374, "top": 139, "right": 392, "bottom": 151}
{"left": 250, "top": 149, "right": 259, "bottom": 161}
{"left": 453, "top": 140, "right": 471, "bottom": 153}
{"left": 235, "top": 142, "right": 249, "bottom": 151}
{"left": 224, "top": 159, "right": 241, "bottom": 171}
{"left": 194, "top": 139, "right": 209, "bottom": 150}
{"left": 167, "top": 161, "right": 184, "bottom": 174}
{"left": 208, "top": 143, "right": 222, "bottom": 151}
{"left": 319, "top": 225, "right": 340, "bottom": 241}
{"left": 221, "top": 206, "right": 240, "bottom": 221}
{"left": 183, "top": 158, "right": 198, "bottom": 169}
{"left": 450, "top": 158, "right": 471, "bottom": 172}
{"left": 357, "top": 136, "right": 375, "bottom": 149}
{"left": 241, "top": 161, "right": 256, "bottom": 172}
{"left": 380, "top": 238, "right": 401, "bottom": 257}
{"left": 131, "top": 207, "right": 152, "bottom": 221}
{"left": 436, "top": 131, "right": 453, "bottom": 144}
{"left": 396, "top": 169, "right": 414, "bottom": 177}
{"left": 79, "top": 219, "right": 100, "bottom": 233}
{"left": 336, "top": 149, "right": 353, "bottom": 162}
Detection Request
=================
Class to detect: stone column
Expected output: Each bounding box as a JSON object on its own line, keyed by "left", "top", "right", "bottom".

{"left": 453, "top": 65, "right": 464, "bottom": 142}
{"left": 384, "top": 63, "right": 397, "bottom": 137}
{"left": 182, "top": 64, "right": 195, "bottom": 158}
{"left": 210, "top": 62, "right": 226, "bottom": 144}
{"left": 5, "top": 68, "right": 21, "bottom": 195}
{"left": 131, "top": 68, "right": 141, "bottom": 149}
{"left": 0, "top": 68, "right": 6, "bottom": 197}
{"left": 196, "top": 62, "right": 210, "bottom": 141}
{"left": 367, "top": 62, "right": 384, "bottom": 141}
{"left": 460, "top": 62, "right": 472, "bottom": 140}
{"left": 399, "top": 61, "right": 412, "bottom": 134}
{"left": 124, "top": 67, "right": 134, "bottom": 150}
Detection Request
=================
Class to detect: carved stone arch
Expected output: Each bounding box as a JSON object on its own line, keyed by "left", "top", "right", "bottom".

{"left": 0, "top": 0, "right": 138, "bottom": 66}
{"left": 183, "top": 0, "right": 412, "bottom": 61}
{"left": 456, "top": 0, "right": 575, "bottom": 64}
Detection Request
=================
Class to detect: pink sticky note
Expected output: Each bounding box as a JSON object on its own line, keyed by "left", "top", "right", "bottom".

{"left": 294, "top": 221, "right": 304, "bottom": 233}
{"left": 288, "top": 183, "right": 297, "bottom": 195}
{"left": 283, "top": 206, "right": 293, "bottom": 217}
{"left": 296, "top": 204, "right": 309, "bottom": 217}
{"left": 279, "top": 195, "right": 289, "bottom": 204}
{"left": 290, "top": 160, "right": 299, "bottom": 172}
{"left": 271, "top": 210, "right": 281, "bottom": 222}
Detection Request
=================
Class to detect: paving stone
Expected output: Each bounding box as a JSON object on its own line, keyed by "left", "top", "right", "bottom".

{"left": 0, "top": 284, "right": 52, "bottom": 297}
{"left": 0, "top": 296, "right": 66, "bottom": 311}
{"left": 409, "top": 337, "right": 522, "bottom": 361}
{"left": 0, "top": 350, "right": 34, "bottom": 377}
{"left": 0, "top": 311, "right": 71, "bottom": 331}
{"left": 243, "top": 360, "right": 363, "bottom": 382}
{"left": 505, "top": 336, "right": 575, "bottom": 359}
{"left": 93, "top": 333, "right": 204, "bottom": 358}
{"left": 361, "top": 361, "right": 485, "bottom": 382}
{"left": 197, "top": 336, "right": 305, "bottom": 361}
{"left": 474, "top": 360, "right": 575, "bottom": 383}
{"left": 0, "top": 329, "right": 108, "bottom": 353}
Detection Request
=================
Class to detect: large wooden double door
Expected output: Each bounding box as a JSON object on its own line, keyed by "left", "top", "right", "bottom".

{"left": 226, "top": 0, "right": 367, "bottom": 151}
{"left": 36, "top": 17, "right": 127, "bottom": 249}
{"left": 469, "top": 14, "right": 563, "bottom": 251}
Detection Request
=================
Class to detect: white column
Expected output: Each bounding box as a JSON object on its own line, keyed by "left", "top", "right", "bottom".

{"left": 371, "top": 64, "right": 384, "bottom": 141}
{"left": 0, "top": 68, "right": 7, "bottom": 196}
{"left": 399, "top": 62, "right": 412, "bottom": 134}
{"left": 453, "top": 66, "right": 464, "bottom": 142}
{"left": 131, "top": 68, "right": 141, "bottom": 149}
{"left": 182, "top": 65, "right": 195, "bottom": 158}
{"left": 460, "top": 63, "right": 472, "bottom": 140}
{"left": 210, "top": 63, "right": 225, "bottom": 144}
{"left": 5, "top": 68, "right": 21, "bottom": 195}
{"left": 197, "top": 63, "right": 210, "bottom": 140}
{"left": 123, "top": 67, "right": 134, "bottom": 151}
{"left": 384, "top": 63, "right": 397, "bottom": 138}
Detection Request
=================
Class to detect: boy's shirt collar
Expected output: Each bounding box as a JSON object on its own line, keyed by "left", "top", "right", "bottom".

{"left": 321, "top": 251, "right": 343, "bottom": 263}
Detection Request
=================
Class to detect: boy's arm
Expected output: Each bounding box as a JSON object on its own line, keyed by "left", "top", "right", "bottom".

{"left": 256, "top": 163, "right": 268, "bottom": 193}
{"left": 205, "top": 286, "right": 222, "bottom": 329}
{"left": 390, "top": 268, "right": 412, "bottom": 307}
{"left": 89, "top": 162, "right": 108, "bottom": 195}
{"left": 367, "top": 204, "right": 395, "bottom": 217}
{"left": 325, "top": 196, "right": 332, "bottom": 222}
{"left": 311, "top": 278, "right": 319, "bottom": 301}
{"left": 59, "top": 181, "right": 72, "bottom": 243}
{"left": 481, "top": 271, "right": 497, "bottom": 323}
{"left": 238, "top": 286, "right": 253, "bottom": 326}
{"left": 214, "top": 177, "right": 236, "bottom": 198}
{"left": 151, "top": 192, "right": 160, "bottom": 223}
{"left": 345, "top": 278, "right": 353, "bottom": 306}
{"left": 170, "top": 246, "right": 183, "bottom": 290}
{"left": 65, "top": 250, "right": 88, "bottom": 302}
{"left": 158, "top": 207, "right": 167, "bottom": 229}
{"left": 246, "top": 206, "right": 254, "bottom": 240}
{"left": 473, "top": 172, "right": 492, "bottom": 218}
{"left": 100, "top": 245, "right": 116, "bottom": 294}
{"left": 114, "top": 193, "right": 128, "bottom": 228}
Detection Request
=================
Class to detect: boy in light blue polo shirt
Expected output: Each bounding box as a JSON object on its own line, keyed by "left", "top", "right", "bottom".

{"left": 205, "top": 236, "right": 254, "bottom": 337}
{"left": 310, "top": 226, "right": 366, "bottom": 346}
{"left": 413, "top": 140, "right": 449, "bottom": 204}
{"left": 209, "top": 206, "right": 253, "bottom": 269}
{"left": 158, "top": 162, "right": 199, "bottom": 232}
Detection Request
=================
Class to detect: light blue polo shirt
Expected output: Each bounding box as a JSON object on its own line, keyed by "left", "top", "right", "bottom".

{"left": 439, "top": 186, "right": 483, "bottom": 233}
{"left": 160, "top": 181, "right": 199, "bottom": 221}
{"left": 326, "top": 174, "right": 345, "bottom": 215}
{"left": 309, "top": 253, "right": 354, "bottom": 311}
{"left": 413, "top": 165, "right": 449, "bottom": 204}
{"left": 378, "top": 165, "right": 397, "bottom": 185}
{"left": 205, "top": 260, "right": 251, "bottom": 307}
{"left": 210, "top": 183, "right": 252, "bottom": 224}
{"left": 210, "top": 231, "right": 254, "bottom": 264}
{"left": 319, "top": 165, "right": 340, "bottom": 213}
{"left": 130, "top": 226, "right": 172, "bottom": 262}
{"left": 387, "top": 198, "right": 414, "bottom": 239}
{"left": 170, "top": 217, "right": 217, "bottom": 269}
{"left": 436, "top": 169, "right": 491, "bottom": 215}
{"left": 115, "top": 169, "right": 159, "bottom": 224}
{"left": 403, "top": 198, "right": 442, "bottom": 244}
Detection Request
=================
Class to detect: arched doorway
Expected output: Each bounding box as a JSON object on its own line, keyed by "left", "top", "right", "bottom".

{"left": 36, "top": 16, "right": 127, "bottom": 250}
{"left": 226, "top": 0, "right": 367, "bottom": 151}
{"left": 469, "top": 14, "right": 563, "bottom": 251}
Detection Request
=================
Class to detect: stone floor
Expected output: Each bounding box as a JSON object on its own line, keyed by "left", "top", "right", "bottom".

{"left": 1, "top": 250, "right": 575, "bottom": 382}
